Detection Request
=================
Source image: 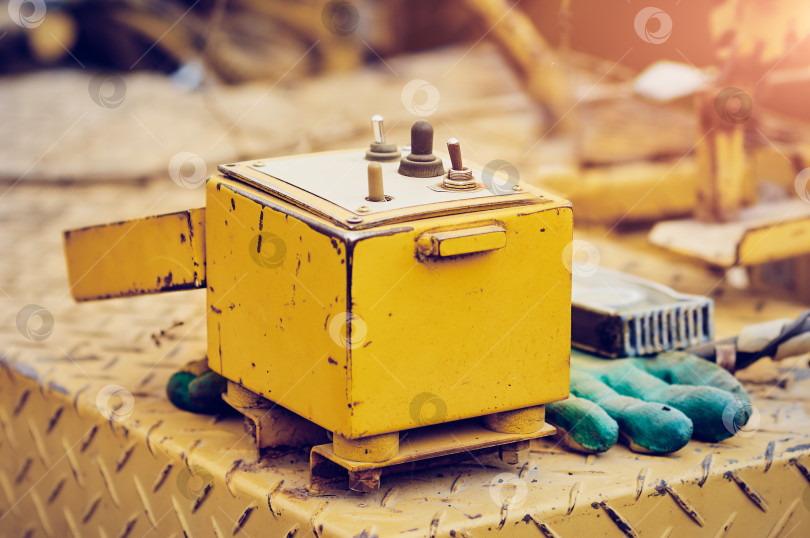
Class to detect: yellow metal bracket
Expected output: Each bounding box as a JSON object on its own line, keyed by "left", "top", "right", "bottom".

{"left": 63, "top": 208, "right": 206, "bottom": 301}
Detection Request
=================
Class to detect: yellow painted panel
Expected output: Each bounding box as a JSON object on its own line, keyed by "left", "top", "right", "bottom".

{"left": 349, "top": 204, "right": 573, "bottom": 438}
{"left": 205, "top": 178, "right": 352, "bottom": 434}
{"left": 63, "top": 208, "right": 206, "bottom": 301}
{"left": 206, "top": 174, "right": 571, "bottom": 438}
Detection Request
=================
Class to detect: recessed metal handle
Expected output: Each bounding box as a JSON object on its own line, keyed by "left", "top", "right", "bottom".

{"left": 416, "top": 224, "right": 506, "bottom": 259}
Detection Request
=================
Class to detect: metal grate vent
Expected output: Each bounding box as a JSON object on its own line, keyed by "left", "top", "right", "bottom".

{"left": 572, "top": 268, "right": 714, "bottom": 358}
{"left": 621, "top": 302, "right": 714, "bottom": 356}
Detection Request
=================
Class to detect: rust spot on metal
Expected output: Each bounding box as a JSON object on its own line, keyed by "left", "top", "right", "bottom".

{"left": 429, "top": 511, "right": 443, "bottom": 538}
{"left": 635, "top": 468, "right": 647, "bottom": 500}
{"left": 152, "top": 463, "right": 172, "bottom": 493}
{"left": 151, "top": 320, "right": 185, "bottom": 347}
{"left": 192, "top": 482, "right": 213, "bottom": 513}
{"left": 15, "top": 457, "right": 32, "bottom": 484}
{"left": 115, "top": 442, "right": 136, "bottom": 472}
{"left": 47, "top": 477, "right": 66, "bottom": 504}
{"left": 226, "top": 458, "right": 244, "bottom": 497}
{"left": 450, "top": 475, "right": 465, "bottom": 494}
{"left": 567, "top": 482, "right": 581, "bottom": 515}
{"left": 211, "top": 304, "right": 223, "bottom": 314}
{"left": 785, "top": 442, "right": 810, "bottom": 453}
{"left": 309, "top": 502, "right": 327, "bottom": 538}
{"left": 724, "top": 471, "right": 768, "bottom": 512}
{"left": 716, "top": 512, "right": 737, "bottom": 536}
{"left": 98, "top": 456, "right": 120, "bottom": 507}
{"left": 381, "top": 486, "right": 399, "bottom": 508}
{"left": 13, "top": 389, "right": 30, "bottom": 416}
{"left": 764, "top": 440, "right": 775, "bottom": 472}
{"left": 497, "top": 504, "right": 508, "bottom": 530}
{"left": 79, "top": 425, "right": 98, "bottom": 452}
{"left": 791, "top": 457, "right": 810, "bottom": 484}
{"left": 145, "top": 420, "right": 162, "bottom": 456}
{"left": 518, "top": 462, "right": 533, "bottom": 479}
{"left": 118, "top": 517, "right": 137, "bottom": 538}
{"left": 284, "top": 524, "right": 299, "bottom": 538}
{"left": 233, "top": 504, "right": 256, "bottom": 535}
{"left": 524, "top": 514, "right": 560, "bottom": 538}
{"left": 46, "top": 406, "right": 64, "bottom": 433}
{"left": 82, "top": 495, "right": 102, "bottom": 523}
{"left": 598, "top": 501, "right": 638, "bottom": 538}
{"left": 698, "top": 454, "right": 712, "bottom": 487}
{"left": 655, "top": 481, "right": 704, "bottom": 527}
{"left": 183, "top": 439, "right": 203, "bottom": 470}
{"left": 349, "top": 469, "right": 381, "bottom": 492}
{"left": 217, "top": 322, "right": 224, "bottom": 373}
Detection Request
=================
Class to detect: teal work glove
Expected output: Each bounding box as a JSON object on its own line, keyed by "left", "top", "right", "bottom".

{"left": 167, "top": 358, "right": 231, "bottom": 415}
{"left": 546, "top": 350, "right": 751, "bottom": 454}
{"left": 550, "top": 310, "right": 810, "bottom": 454}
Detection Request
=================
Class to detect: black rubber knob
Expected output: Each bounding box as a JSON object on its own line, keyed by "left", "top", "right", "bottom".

{"left": 398, "top": 120, "right": 445, "bottom": 177}
{"left": 410, "top": 120, "right": 434, "bottom": 155}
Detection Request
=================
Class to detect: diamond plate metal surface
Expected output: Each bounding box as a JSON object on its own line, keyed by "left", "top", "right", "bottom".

{"left": 2, "top": 180, "right": 810, "bottom": 537}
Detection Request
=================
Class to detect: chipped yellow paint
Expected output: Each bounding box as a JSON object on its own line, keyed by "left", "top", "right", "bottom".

{"left": 63, "top": 208, "right": 206, "bottom": 301}
{"left": 60, "top": 149, "right": 572, "bottom": 442}
{"left": 206, "top": 173, "right": 572, "bottom": 439}
{"left": 205, "top": 176, "right": 351, "bottom": 435}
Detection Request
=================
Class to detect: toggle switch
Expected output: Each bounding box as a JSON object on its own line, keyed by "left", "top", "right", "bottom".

{"left": 367, "top": 162, "right": 386, "bottom": 202}
{"left": 441, "top": 138, "right": 477, "bottom": 190}
{"left": 398, "top": 120, "right": 445, "bottom": 178}
{"left": 365, "top": 115, "right": 401, "bottom": 162}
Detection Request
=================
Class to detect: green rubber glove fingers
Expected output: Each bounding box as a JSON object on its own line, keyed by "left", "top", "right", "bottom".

{"left": 598, "top": 362, "right": 745, "bottom": 443}
{"left": 189, "top": 370, "right": 229, "bottom": 412}
{"left": 568, "top": 369, "right": 693, "bottom": 454}
{"left": 167, "top": 370, "right": 200, "bottom": 413}
{"left": 636, "top": 351, "right": 751, "bottom": 429}
{"left": 167, "top": 368, "right": 230, "bottom": 415}
{"left": 546, "top": 394, "right": 619, "bottom": 454}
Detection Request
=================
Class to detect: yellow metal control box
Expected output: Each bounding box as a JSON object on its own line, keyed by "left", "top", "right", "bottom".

{"left": 63, "top": 119, "right": 574, "bottom": 475}
{"left": 207, "top": 151, "right": 573, "bottom": 439}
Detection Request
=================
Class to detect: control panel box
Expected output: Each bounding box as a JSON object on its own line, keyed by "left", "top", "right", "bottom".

{"left": 207, "top": 140, "right": 573, "bottom": 439}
